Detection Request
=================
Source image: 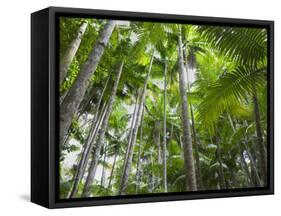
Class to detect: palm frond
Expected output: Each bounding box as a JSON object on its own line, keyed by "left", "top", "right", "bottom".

{"left": 196, "top": 66, "right": 266, "bottom": 133}
{"left": 197, "top": 26, "right": 267, "bottom": 66}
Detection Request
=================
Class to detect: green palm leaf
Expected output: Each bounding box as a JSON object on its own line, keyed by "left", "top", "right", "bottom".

{"left": 196, "top": 66, "right": 266, "bottom": 133}
{"left": 197, "top": 26, "right": 267, "bottom": 66}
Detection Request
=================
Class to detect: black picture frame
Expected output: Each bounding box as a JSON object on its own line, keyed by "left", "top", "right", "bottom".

{"left": 31, "top": 6, "right": 274, "bottom": 209}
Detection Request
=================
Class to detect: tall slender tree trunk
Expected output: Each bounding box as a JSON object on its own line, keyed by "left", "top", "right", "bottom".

{"left": 168, "top": 124, "right": 174, "bottom": 169}
{"left": 189, "top": 104, "right": 202, "bottom": 190}
{"left": 184, "top": 46, "right": 202, "bottom": 190}
{"left": 79, "top": 77, "right": 109, "bottom": 164}
{"left": 82, "top": 61, "right": 124, "bottom": 197}
{"left": 81, "top": 103, "right": 108, "bottom": 172}
{"left": 123, "top": 92, "right": 139, "bottom": 169}
{"left": 108, "top": 152, "right": 118, "bottom": 189}
{"left": 253, "top": 89, "right": 267, "bottom": 186}
{"left": 69, "top": 101, "right": 108, "bottom": 198}
{"left": 163, "top": 60, "right": 168, "bottom": 193}
{"left": 69, "top": 77, "right": 109, "bottom": 198}
{"left": 100, "top": 143, "right": 107, "bottom": 187}
{"left": 216, "top": 139, "right": 226, "bottom": 189}
{"left": 177, "top": 26, "right": 197, "bottom": 191}
{"left": 60, "top": 21, "right": 116, "bottom": 145}
{"left": 153, "top": 120, "right": 162, "bottom": 164}
{"left": 119, "top": 52, "right": 154, "bottom": 195}
{"left": 136, "top": 106, "right": 145, "bottom": 193}
{"left": 60, "top": 21, "right": 88, "bottom": 85}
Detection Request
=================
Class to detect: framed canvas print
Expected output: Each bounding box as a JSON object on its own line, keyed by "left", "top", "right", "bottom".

{"left": 31, "top": 6, "right": 274, "bottom": 208}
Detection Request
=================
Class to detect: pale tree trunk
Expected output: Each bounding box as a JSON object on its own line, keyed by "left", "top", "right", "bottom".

{"left": 163, "top": 60, "right": 168, "bottom": 193}
{"left": 123, "top": 92, "right": 139, "bottom": 169}
{"left": 119, "top": 52, "right": 154, "bottom": 195}
{"left": 60, "top": 21, "right": 88, "bottom": 85}
{"left": 81, "top": 102, "right": 108, "bottom": 172}
{"left": 253, "top": 88, "right": 267, "bottom": 186}
{"left": 69, "top": 101, "right": 108, "bottom": 198}
{"left": 69, "top": 76, "right": 109, "bottom": 198}
{"left": 184, "top": 47, "right": 202, "bottom": 190}
{"left": 60, "top": 21, "right": 116, "bottom": 145}
{"left": 178, "top": 26, "right": 197, "bottom": 191}
{"left": 190, "top": 105, "right": 203, "bottom": 190}
{"left": 153, "top": 120, "right": 162, "bottom": 164}
{"left": 108, "top": 152, "right": 118, "bottom": 189}
{"left": 82, "top": 61, "right": 124, "bottom": 197}
{"left": 136, "top": 106, "right": 145, "bottom": 193}
{"left": 100, "top": 143, "right": 107, "bottom": 187}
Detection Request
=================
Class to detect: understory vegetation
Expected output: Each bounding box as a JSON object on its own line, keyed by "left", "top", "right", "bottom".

{"left": 59, "top": 17, "right": 268, "bottom": 198}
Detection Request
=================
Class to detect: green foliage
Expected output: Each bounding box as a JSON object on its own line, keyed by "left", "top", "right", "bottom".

{"left": 197, "top": 66, "right": 266, "bottom": 134}
{"left": 197, "top": 26, "right": 267, "bottom": 66}
{"left": 59, "top": 18, "right": 268, "bottom": 198}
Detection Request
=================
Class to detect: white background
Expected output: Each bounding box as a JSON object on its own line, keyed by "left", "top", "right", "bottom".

{"left": 0, "top": 0, "right": 279, "bottom": 214}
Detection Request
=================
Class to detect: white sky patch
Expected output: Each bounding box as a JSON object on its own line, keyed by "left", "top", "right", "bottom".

{"left": 116, "top": 20, "right": 130, "bottom": 27}
{"left": 183, "top": 66, "right": 197, "bottom": 86}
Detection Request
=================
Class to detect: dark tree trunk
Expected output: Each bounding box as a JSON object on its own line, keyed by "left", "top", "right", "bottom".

{"left": 60, "top": 21, "right": 88, "bottom": 85}
{"left": 60, "top": 21, "right": 116, "bottom": 145}
{"left": 178, "top": 26, "right": 197, "bottom": 191}
{"left": 216, "top": 138, "right": 226, "bottom": 189}
{"left": 119, "top": 52, "right": 154, "bottom": 195}
{"left": 82, "top": 61, "right": 124, "bottom": 197}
